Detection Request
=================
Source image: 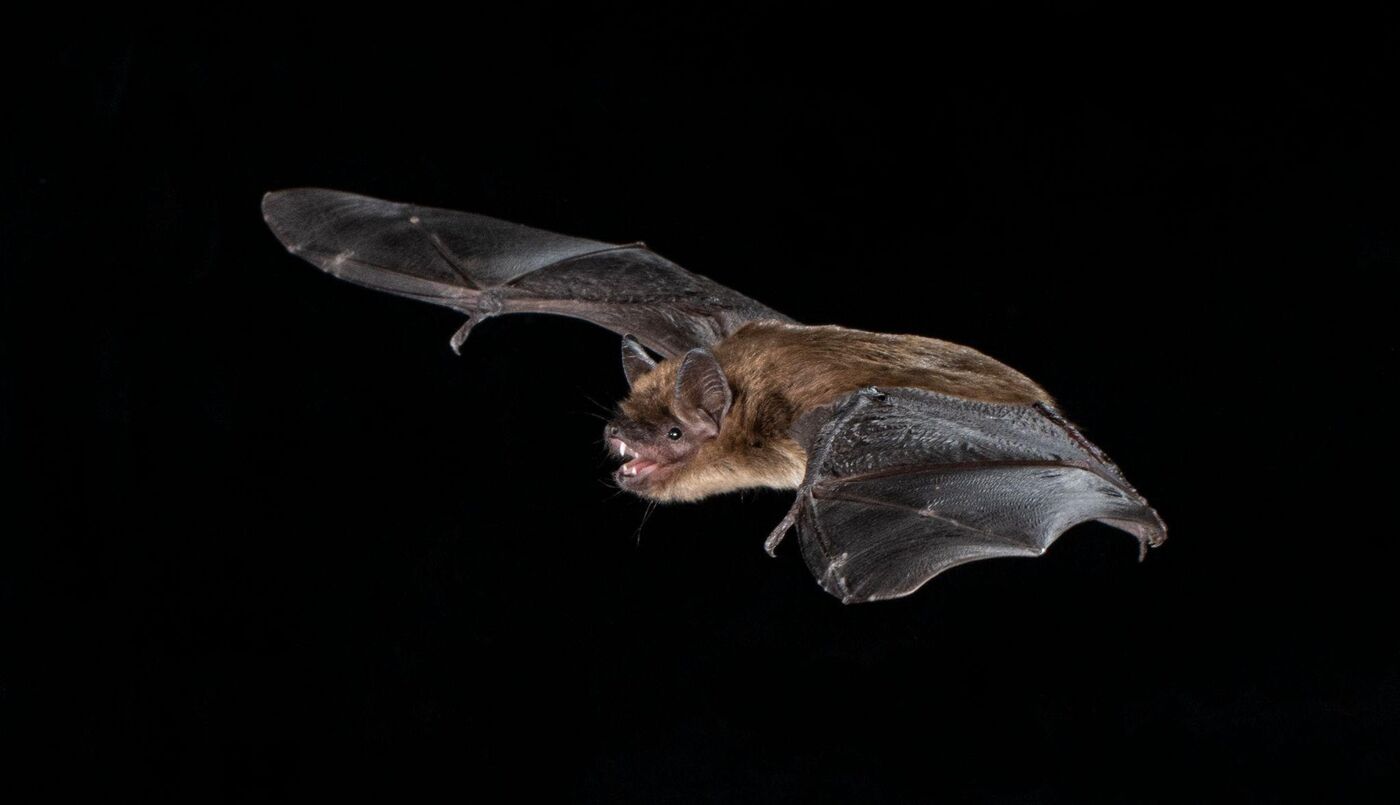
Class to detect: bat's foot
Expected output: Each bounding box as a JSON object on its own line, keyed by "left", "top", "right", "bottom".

{"left": 763, "top": 509, "right": 798, "bottom": 556}
{"left": 1101, "top": 509, "right": 1168, "bottom": 562}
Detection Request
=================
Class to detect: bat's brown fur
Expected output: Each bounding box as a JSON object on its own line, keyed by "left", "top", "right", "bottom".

{"left": 619, "top": 321, "right": 1051, "bottom": 502}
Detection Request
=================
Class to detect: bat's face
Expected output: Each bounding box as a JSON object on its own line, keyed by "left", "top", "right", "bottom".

{"left": 605, "top": 348, "right": 733, "bottom": 501}
{"left": 605, "top": 411, "right": 708, "bottom": 496}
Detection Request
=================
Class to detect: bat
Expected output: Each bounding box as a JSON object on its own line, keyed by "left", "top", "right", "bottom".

{"left": 261, "top": 188, "right": 1167, "bottom": 603}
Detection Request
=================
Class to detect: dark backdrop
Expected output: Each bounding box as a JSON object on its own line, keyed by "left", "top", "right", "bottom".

{"left": 6, "top": 6, "right": 1397, "bottom": 802}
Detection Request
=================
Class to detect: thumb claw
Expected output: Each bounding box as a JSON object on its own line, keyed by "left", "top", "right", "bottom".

{"left": 449, "top": 318, "right": 474, "bottom": 355}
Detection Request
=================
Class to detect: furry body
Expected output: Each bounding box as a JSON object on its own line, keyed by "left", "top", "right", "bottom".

{"left": 614, "top": 321, "right": 1051, "bottom": 502}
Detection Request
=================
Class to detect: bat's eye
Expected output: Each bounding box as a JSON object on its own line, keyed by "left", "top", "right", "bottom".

{"left": 667, "top": 427, "right": 683, "bottom": 440}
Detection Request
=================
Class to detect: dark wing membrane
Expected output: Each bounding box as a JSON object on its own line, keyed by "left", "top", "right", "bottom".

{"left": 261, "top": 188, "right": 792, "bottom": 358}
{"left": 766, "top": 387, "right": 1167, "bottom": 603}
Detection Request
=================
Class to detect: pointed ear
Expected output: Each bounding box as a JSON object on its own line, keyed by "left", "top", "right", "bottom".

{"left": 674, "top": 349, "right": 732, "bottom": 434}
{"left": 621, "top": 335, "right": 657, "bottom": 388}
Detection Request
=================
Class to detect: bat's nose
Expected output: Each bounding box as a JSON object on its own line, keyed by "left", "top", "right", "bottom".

{"left": 605, "top": 423, "right": 621, "bottom": 437}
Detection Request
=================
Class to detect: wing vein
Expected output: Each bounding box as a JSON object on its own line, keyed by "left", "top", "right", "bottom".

{"left": 813, "top": 488, "right": 1034, "bottom": 549}
{"left": 417, "top": 226, "right": 480, "bottom": 289}
{"left": 820, "top": 459, "right": 1091, "bottom": 484}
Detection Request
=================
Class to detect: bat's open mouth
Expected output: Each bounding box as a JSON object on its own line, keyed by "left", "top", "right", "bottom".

{"left": 609, "top": 437, "right": 666, "bottom": 488}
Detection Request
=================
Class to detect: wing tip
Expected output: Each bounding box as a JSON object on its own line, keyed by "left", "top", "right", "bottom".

{"left": 260, "top": 186, "right": 300, "bottom": 211}
{"left": 260, "top": 186, "right": 346, "bottom": 218}
{"left": 261, "top": 188, "right": 298, "bottom": 246}
{"left": 260, "top": 189, "right": 278, "bottom": 223}
{"left": 261, "top": 188, "right": 337, "bottom": 253}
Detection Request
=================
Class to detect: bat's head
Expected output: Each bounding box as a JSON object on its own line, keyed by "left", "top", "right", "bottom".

{"left": 605, "top": 341, "right": 733, "bottom": 502}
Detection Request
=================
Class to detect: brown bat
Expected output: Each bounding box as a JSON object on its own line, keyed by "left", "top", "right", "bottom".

{"left": 262, "top": 188, "right": 1166, "bottom": 603}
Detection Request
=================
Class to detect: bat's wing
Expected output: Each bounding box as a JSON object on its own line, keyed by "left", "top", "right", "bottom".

{"left": 261, "top": 188, "right": 792, "bottom": 358}
{"left": 765, "top": 387, "right": 1167, "bottom": 604}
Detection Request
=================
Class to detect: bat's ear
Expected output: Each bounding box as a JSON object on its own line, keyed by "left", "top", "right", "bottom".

{"left": 674, "top": 349, "right": 732, "bottom": 436}
{"left": 621, "top": 335, "right": 658, "bottom": 388}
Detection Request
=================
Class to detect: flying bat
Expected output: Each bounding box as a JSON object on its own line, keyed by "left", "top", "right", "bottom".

{"left": 261, "top": 189, "right": 1167, "bottom": 603}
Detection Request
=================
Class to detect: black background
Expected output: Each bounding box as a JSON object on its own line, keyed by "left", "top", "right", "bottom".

{"left": 6, "top": 6, "right": 1397, "bottom": 802}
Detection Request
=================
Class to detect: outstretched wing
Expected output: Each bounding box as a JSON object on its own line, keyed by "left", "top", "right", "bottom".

{"left": 765, "top": 387, "right": 1167, "bottom": 604}
{"left": 261, "top": 188, "right": 792, "bottom": 358}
